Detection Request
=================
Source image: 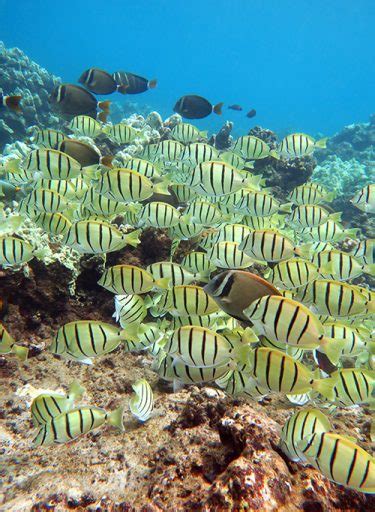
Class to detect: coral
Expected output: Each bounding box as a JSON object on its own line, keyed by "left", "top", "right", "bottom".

{"left": 210, "top": 121, "right": 233, "bottom": 149}
{"left": 248, "top": 125, "right": 278, "bottom": 146}
{"left": 0, "top": 41, "right": 61, "bottom": 149}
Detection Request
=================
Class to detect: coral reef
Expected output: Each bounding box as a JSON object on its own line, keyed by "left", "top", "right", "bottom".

{"left": 210, "top": 121, "right": 233, "bottom": 150}
{"left": 0, "top": 42, "right": 61, "bottom": 148}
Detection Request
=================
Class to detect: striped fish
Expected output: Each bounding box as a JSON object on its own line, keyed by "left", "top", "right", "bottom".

{"left": 279, "top": 409, "right": 331, "bottom": 462}
{"left": 0, "top": 236, "right": 34, "bottom": 267}
{"left": 155, "top": 140, "right": 184, "bottom": 162}
{"left": 351, "top": 184, "right": 375, "bottom": 214}
{"left": 180, "top": 143, "right": 218, "bottom": 166}
{"left": 323, "top": 322, "right": 369, "bottom": 357}
{"left": 69, "top": 115, "right": 103, "bottom": 137}
{"left": 129, "top": 379, "right": 154, "bottom": 422}
{"left": 98, "top": 264, "right": 169, "bottom": 295}
{"left": 168, "top": 312, "right": 223, "bottom": 330}
{"left": 34, "top": 212, "right": 72, "bottom": 236}
{"left": 25, "top": 149, "right": 82, "bottom": 180}
{"left": 31, "top": 380, "right": 85, "bottom": 426}
{"left": 168, "top": 220, "right": 204, "bottom": 240}
{"left": 139, "top": 202, "right": 181, "bottom": 228}
{"left": 113, "top": 294, "right": 149, "bottom": 326}
{"left": 184, "top": 200, "right": 223, "bottom": 226}
{"left": 235, "top": 190, "right": 283, "bottom": 217}
{"left": 269, "top": 258, "right": 319, "bottom": 289}
{"left": 105, "top": 123, "right": 138, "bottom": 144}
{"left": 96, "top": 168, "right": 156, "bottom": 203}
{"left": 51, "top": 320, "right": 131, "bottom": 363}
{"left": 170, "top": 183, "right": 198, "bottom": 203}
{"left": 288, "top": 183, "right": 334, "bottom": 205}
{"left": 197, "top": 228, "right": 220, "bottom": 250}
{"left": 351, "top": 239, "right": 374, "bottom": 265}
{"left": 259, "top": 337, "right": 305, "bottom": 361}
{"left": 32, "top": 178, "right": 76, "bottom": 199}
{"left": 33, "top": 129, "right": 66, "bottom": 149}
{"left": 63, "top": 220, "right": 140, "bottom": 254}
{"left": 327, "top": 368, "right": 375, "bottom": 406}
{"left": 124, "top": 157, "right": 162, "bottom": 179}
{"left": 156, "top": 284, "right": 219, "bottom": 317}
{"left": 138, "top": 143, "right": 159, "bottom": 161}
{"left": 165, "top": 326, "right": 248, "bottom": 368}
{"left": 171, "top": 123, "right": 207, "bottom": 144}
{"left": 0, "top": 323, "right": 28, "bottom": 361}
{"left": 33, "top": 405, "right": 124, "bottom": 446}
{"left": 158, "top": 353, "right": 230, "bottom": 385}
{"left": 207, "top": 241, "right": 253, "bottom": 269}
{"left": 215, "top": 365, "right": 268, "bottom": 399}
{"left": 146, "top": 261, "right": 203, "bottom": 287}
{"left": 220, "top": 150, "right": 246, "bottom": 169}
{"left": 180, "top": 251, "right": 217, "bottom": 275}
{"left": 298, "top": 279, "right": 375, "bottom": 317}
{"left": 289, "top": 205, "right": 338, "bottom": 229}
{"left": 248, "top": 347, "right": 334, "bottom": 396}
{"left": 242, "top": 214, "right": 284, "bottom": 230}
{"left": 70, "top": 177, "right": 89, "bottom": 200}
{"left": 239, "top": 229, "right": 297, "bottom": 262}
{"left": 278, "top": 133, "right": 327, "bottom": 158}
{"left": 313, "top": 249, "right": 375, "bottom": 281}
{"left": 24, "top": 188, "right": 68, "bottom": 213}
{"left": 233, "top": 136, "right": 278, "bottom": 160}
{"left": 82, "top": 187, "right": 127, "bottom": 217}
{"left": 297, "top": 432, "right": 375, "bottom": 493}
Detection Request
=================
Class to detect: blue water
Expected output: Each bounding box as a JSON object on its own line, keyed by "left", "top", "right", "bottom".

{"left": 1, "top": 0, "right": 374, "bottom": 136}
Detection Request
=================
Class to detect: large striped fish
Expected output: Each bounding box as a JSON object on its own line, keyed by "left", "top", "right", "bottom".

{"left": 33, "top": 129, "right": 67, "bottom": 149}
{"left": 239, "top": 229, "right": 298, "bottom": 262}
{"left": 98, "top": 264, "right": 170, "bottom": 295}
{"left": 139, "top": 202, "right": 182, "bottom": 228}
{"left": 69, "top": 115, "right": 103, "bottom": 137}
{"left": 156, "top": 285, "right": 219, "bottom": 317}
{"left": 171, "top": 123, "right": 207, "bottom": 144}
{"left": 288, "top": 183, "right": 334, "bottom": 205}
{"left": 207, "top": 241, "right": 254, "bottom": 269}
{"left": 25, "top": 149, "right": 82, "bottom": 180}
{"left": 268, "top": 258, "right": 319, "bottom": 289}
{"left": 313, "top": 249, "right": 375, "bottom": 281}
{"left": 180, "top": 143, "right": 218, "bottom": 166}
{"left": 0, "top": 236, "right": 34, "bottom": 267}
{"left": 325, "top": 368, "right": 375, "bottom": 406}
{"left": 278, "top": 133, "right": 327, "bottom": 159}
{"left": 233, "top": 135, "right": 278, "bottom": 160}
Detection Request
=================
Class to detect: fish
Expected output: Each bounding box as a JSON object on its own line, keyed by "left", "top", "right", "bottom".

{"left": 0, "top": 93, "right": 22, "bottom": 112}
{"left": 300, "top": 220, "right": 359, "bottom": 243}
{"left": 233, "top": 136, "right": 278, "bottom": 160}
{"left": 184, "top": 200, "right": 223, "bottom": 226}
{"left": 207, "top": 241, "right": 254, "bottom": 269}
{"left": 33, "top": 212, "right": 72, "bottom": 236}
{"left": 138, "top": 202, "right": 182, "bottom": 228}
{"left": 49, "top": 84, "right": 110, "bottom": 121}
{"left": 0, "top": 236, "right": 34, "bottom": 267}
{"left": 146, "top": 261, "right": 207, "bottom": 287}
{"left": 228, "top": 105, "right": 243, "bottom": 111}
{"left": 129, "top": 379, "right": 154, "bottom": 422}
{"left": 50, "top": 320, "right": 137, "bottom": 363}
{"left": 313, "top": 249, "right": 375, "bottom": 281}
{"left": 180, "top": 251, "right": 217, "bottom": 276}
{"left": 268, "top": 258, "right": 320, "bottom": 289}
{"left": 278, "top": 133, "right": 327, "bottom": 159}
{"left": 124, "top": 158, "right": 162, "bottom": 179}
{"left": 296, "top": 432, "right": 375, "bottom": 493}
{"left": 279, "top": 409, "right": 332, "bottom": 462}
{"left": 0, "top": 323, "right": 28, "bottom": 361}
{"left": 351, "top": 184, "right": 375, "bottom": 213}
{"left": 168, "top": 312, "right": 224, "bottom": 330}
{"left": 288, "top": 205, "right": 340, "bottom": 229}
{"left": 33, "top": 129, "right": 66, "bottom": 149}
{"left": 323, "top": 322, "right": 370, "bottom": 357}
{"left": 156, "top": 285, "right": 219, "bottom": 317}
{"left": 171, "top": 123, "right": 207, "bottom": 144}
{"left": 62, "top": 220, "right": 140, "bottom": 254}
{"left": 297, "top": 279, "right": 375, "bottom": 317}
{"left": 104, "top": 123, "right": 139, "bottom": 144}
{"left": 216, "top": 366, "right": 267, "bottom": 399}
{"left": 248, "top": 347, "right": 335, "bottom": 396}
{"left": 204, "top": 270, "right": 281, "bottom": 322}
{"left": 235, "top": 190, "right": 287, "bottom": 217}
{"left": 168, "top": 220, "right": 204, "bottom": 241}
{"left": 79, "top": 68, "right": 118, "bottom": 95}
{"left": 170, "top": 183, "right": 198, "bottom": 203}
{"left": 351, "top": 238, "right": 374, "bottom": 265}
{"left": 154, "top": 140, "right": 184, "bottom": 162}
{"left": 68, "top": 115, "right": 104, "bottom": 138}
{"left": 180, "top": 143, "right": 219, "bottom": 166}
{"left": 164, "top": 325, "right": 249, "bottom": 368}
{"left": 324, "top": 368, "right": 375, "bottom": 407}
{"left": 219, "top": 151, "right": 246, "bottom": 169}
{"left": 81, "top": 188, "right": 127, "bottom": 217}
{"left": 33, "top": 405, "right": 124, "bottom": 446}
{"left": 112, "top": 71, "right": 157, "bottom": 94}
{"left": 246, "top": 109, "right": 256, "bottom": 118}
{"left": 239, "top": 229, "right": 298, "bottom": 262}
{"left": 288, "top": 183, "right": 334, "bottom": 205}
{"left": 24, "top": 149, "right": 82, "bottom": 180}
{"left": 30, "top": 380, "right": 85, "bottom": 427}
{"left": 98, "top": 264, "right": 170, "bottom": 295}
{"left": 173, "top": 95, "right": 223, "bottom": 119}
{"left": 113, "top": 294, "right": 149, "bottom": 327}
{"left": 243, "top": 295, "right": 343, "bottom": 364}
{"left": 57, "top": 139, "right": 113, "bottom": 169}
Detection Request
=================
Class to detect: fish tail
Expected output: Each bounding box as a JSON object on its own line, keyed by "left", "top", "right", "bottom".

{"left": 98, "top": 100, "right": 111, "bottom": 112}
{"left": 343, "top": 227, "right": 359, "bottom": 239}
{"left": 4, "top": 95, "right": 22, "bottom": 113}
{"left": 269, "top": 149, "right": 280, "bottom": 160}
{"left": 148, "top": 79, "right": 157, "bottom": 89}
{"left": 315, "top": 137, "right": 328, "bottom": 149}
{"left": 124, "top": 228, "right": 142, "bottom": 248}
{"left": 154, "top": 277, "right": 171, "bottom": 290}
{"left": 12, "top": 344, "right": 28, "bottom": 362}
{"left": 100, "top": 155, "right": 114, "bottom": 168}
{"left": 106, "top": 405, "right": 125, "bottom": 431}
{"left": 213, "top": 102, "right": 224, "bottom": 115}
{"left": 312, "top": 377, "right": 335, "bottom": 400}
{"left": 195, "top": 271, "right": 211, "bottom": 283}
{"left": 97, "top": 111, "right": 108, "bottom": 123}
{"left": 363, "top": 264, "right": 375, "bottom": 277}
{"left": 153, "top": 178, "right": 171, "bottom": 196}
{"left": 319, "top": 337, "right": 344, "bottom": 365}
{"left": 68, "top": 380, "right": 85, "bottom": 401}
{"left": 366, "top": 299, "right": 375, "bottom": 314}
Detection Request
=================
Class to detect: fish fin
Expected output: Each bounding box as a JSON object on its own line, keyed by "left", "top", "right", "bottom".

{"left": 33, "top": 425, "right": 52, "bottom": 447}
{"left": 242, "top": 327, "right": 259, "bottom": 344}
{"left": 5, "top": 158, "right": 21, "bottom": 173}
{"left": 319, "top": 337, "right": 345, "bottom": 365}
{"left": 98, "top": 100, "right": 111, "bottom": 112}
{"left": 343, "top": 227, "right": 359, "bottom": 239}
{"left": 170, "top": 239, "right": 180, "bottom": 260}
{"left": 100, "top": 155, "right": 114, "bottom": 168}
{"left": 148, "top": 79, "right": 157, "bottom": 89}
{"left": 312, "top": 377, "right": 336, "bottom": 400}
{"left": 329, "top": 212, "right": 342, "bottom": 222}
{"left": 123, "top": 229, "right": 141, "bottom": 248}
{"left": 318, "top": 262, "right": 335, "bottom": 276}
{"left": 117, "top": 84, "right": 129, "bottom": 94}
{"left": 173, "top": 379, "right": 185, "bottom": 392}
{"left": 154, "top": 277, "right": 171, "bottom": 290}
{"left": 363, "top": 264, "right": 375, "bottom": 277}
{"left": 279, "top": 202, "right": 293, "bottom": 213}
{"left": 97, "top": 111, "right": 108, "bottom": 123}
{"left": 294, "top": 243, "right": 312, "bottom": 259}
{"left": 199, "top": 130, "right": 208, "bottom": 139}
{"left": 213, "top": 102, "right": 224, "bottom": 115}
{"left": 366, "top": 300, "right": 375, "bottom": 314}
{"left": 324, "top": 192, "right": 336, "bottom": 202}
{"left": 106, "top": 405, "right": 125, "bottom": 431}
{"left": 195, "top": 271, "right": 211, "bottom": 283}
{"left": 233, "top": 343, "right": 252, "bottom": 365}
{"left": 4, "top": 95, "right": 22, "bottom": 113}
{"left": 269, "top": 149, "right": 280, "bottom": 160}
{"left": 315, "top": 137, "right": 328, "bottom": 149}
{"left": 153, "top": 179, "right": 171, "bottom": 196}
{"left": 67, "top": 380, "right": 85, "bottom": 401}
{"left": 143, "top": 295, "right": 154, "bottom": 308}
{"left": 12, "top": 344, "right": 28, "bottom": 362}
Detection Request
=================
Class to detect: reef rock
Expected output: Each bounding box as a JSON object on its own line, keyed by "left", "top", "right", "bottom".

{"left": 0, "top": 41, "right": 61, "bottom": 148}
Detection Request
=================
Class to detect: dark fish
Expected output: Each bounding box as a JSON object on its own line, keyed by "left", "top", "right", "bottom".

{"left": 228, "top": 104, "right": 243, "bottom": 111}
{"left": 112, "top": 71, "right": 157, "bottom": 94}
{"left": 57, "top": 139, "right": 113, "bottom": 168}
{"left": 173, "top": 95, "right": 223, "bottom": 119}
{"left": 246, "top": 109, "right": 256, "bottom": 118}
{"left": 204, "top": 270, "right": 280, "bottom": 322}
{"left": 79, "top": 68, "right": 118, "bottom": 95}
{"left": 0, "top": 94, "right": 22, "bottom": 112}
{"left": 49, "top": 84, "right": 110, "bottom": 121}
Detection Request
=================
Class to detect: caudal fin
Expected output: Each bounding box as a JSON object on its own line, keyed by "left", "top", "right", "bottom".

{"left": 4, "top": 95, "right": 22, "bottom": 113}
{"left": 97, "top": 111, "right": 108, "bottom": 123}
{"left": 315, "top": 137, "right": 328, "bottom": 149}
{"left": 100, "top": 155, "right": 114, "bottom": 168}
{"left": 213, "top": 102, "right": 224, "bottom": 115}
{"left": 106, "top": 405, "right": 125, "bottom": 431}
{"left": 148, "top": 79, "right": 157, "bottom": 89}
{"left": 12, "top": 344, "right": 28, "bottom": 362}
{"left": 98, "top": 100, "right": 111, "bottom": 112}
